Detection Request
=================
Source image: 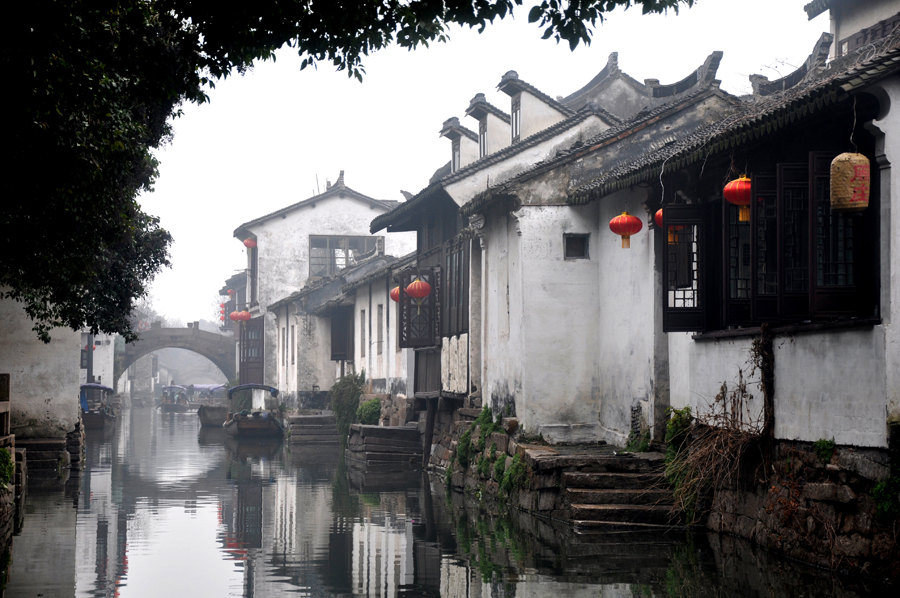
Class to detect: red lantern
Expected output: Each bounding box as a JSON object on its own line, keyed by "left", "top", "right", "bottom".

{"left": 244, "top": 238, "right": 257, "bottom": 249}
{"left": 390, "top": 286, "right": 400, "bottom": 303}
{"left": 655, "top": 207, "right": 684, "bottom": 244}
{"left": 229, "top": 312, "right": 240, "bottom": 321}
{"left": 724, "top": 175, "right": 752, "bottom": 222}
{"left": 406, "top": 278, "right": 431, "bottom": 315}
{"left": 239, "top": 310, "right": 252, "bottom": 321}
{"left": 219, "top": 303, "right": 225, "bottom": 308}
{"left": 227, "top": 289, "right": 235, "bottom": 295}
{"left": 609, "top": 211, "right": 643, "bottom": 249}
{"left": 220, "top": 316, "right": 225, "bottom": 321}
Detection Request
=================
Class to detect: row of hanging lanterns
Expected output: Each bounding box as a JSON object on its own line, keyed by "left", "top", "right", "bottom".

{"left": 390, "top": 277, "right": 432, "bottom": 314}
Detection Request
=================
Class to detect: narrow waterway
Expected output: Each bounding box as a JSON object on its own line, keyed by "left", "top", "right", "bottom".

{"left": 3, "top": 406, "right": 888, "bottom": 597}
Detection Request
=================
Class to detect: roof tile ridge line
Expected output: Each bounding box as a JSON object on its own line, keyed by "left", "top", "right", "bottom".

{"left": 441, "top": 109, "right": 597, "bottom": 183}
{"left": 579, "top": 55, "right": 880, "bottom": 199}
{"left": 498, "top": 75, "right": 575, "bottom": 116}
{"left": 467, "top": 96, "right": 512, "bottom": 124}
{"left": 572, "top": 87, "right": 720, "bottom": 154}
{"left": 559, "top": 52, "right": 620, "bottom": 106}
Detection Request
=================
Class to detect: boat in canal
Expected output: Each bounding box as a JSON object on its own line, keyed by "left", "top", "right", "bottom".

{"left": 159, "top": 385, "right": 190, "bottom": 412}
{"left": 198, "top": 404, "right": 229, "bottom": 427}
{"left": 222, "top": 384, "right": 284, "bottom": 438}
{"left": 80, "top": 383, "right": 117, "bottom": 430}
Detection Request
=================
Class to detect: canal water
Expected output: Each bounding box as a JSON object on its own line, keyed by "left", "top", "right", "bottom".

{"left": 3, "top": 406, "right": 889, "bottom": 597}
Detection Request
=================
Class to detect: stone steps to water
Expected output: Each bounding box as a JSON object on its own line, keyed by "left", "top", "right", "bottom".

{"left": 567, "top": 488, "right": 674, "bottom": 505}
{"left": 345, "top": 424, "right": 422, "bottom": 471}
{"left": 563, "top": 472, "right": 665, "bottom": 489}
{"left": 289, "top": 414, "right": 339, "bottom": 445}
{"left": 570, "top": 504, "right": 674, "bottom": 525}
{"left": 559, "top": 451, "right": 678, "bottom": 529}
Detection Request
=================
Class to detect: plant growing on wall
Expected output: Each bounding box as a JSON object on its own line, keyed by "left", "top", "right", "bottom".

{"left": 329, "top": 370, "right": 366, "bottom": 444}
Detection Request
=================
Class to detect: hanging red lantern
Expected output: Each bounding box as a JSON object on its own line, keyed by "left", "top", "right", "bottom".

{"left": 229, "top": 311, "right": 240, "bottom": 321}
{"left": 243, "top": 238, "right": 257, "bottom": 249}
{"left": 227, "top": 289, "right": 235, "bottom": 295}
{"left": 724, "top": 175, "right": 752, "bottom": 222}
{"left": 655, "top": 207, "right": 684, "bottom": 244}
{"left": 609, "top": 211, "right": 643, "bottom": 249}
{"left": 219, "top": 303, "right": 225, "bottom": 308}
{"left": 406, "top": 278, "right": 431, "bottom": 314}
{"left": 831, "top": 153, "right": 870, "bottom": 212}
{"left": 220, "top": 316, "right": 225, "bottom": 321}
{"left": 239, "top": 310, "right": 252, "bottom": 321}
{"left": 390, "top": 286, "right": 401, "bottom": 303}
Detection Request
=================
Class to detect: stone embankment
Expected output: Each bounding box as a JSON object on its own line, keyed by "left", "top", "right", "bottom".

{"left": 435, "top": 407, "right": 677, "bottom": 530}
{"left": 708, "top": 440, "right": 899, "bottom": 579}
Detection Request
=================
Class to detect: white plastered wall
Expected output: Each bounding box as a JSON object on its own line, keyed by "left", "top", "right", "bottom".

{"left": 518, "top": 91, "right": 567, "bottom": 139}
{"left": 0, "top": 295, "right": 81, "bottom": 438}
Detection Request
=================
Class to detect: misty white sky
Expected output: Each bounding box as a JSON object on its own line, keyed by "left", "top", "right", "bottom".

{"left": 141, "top": 0, "right": 830, "bottom": 324}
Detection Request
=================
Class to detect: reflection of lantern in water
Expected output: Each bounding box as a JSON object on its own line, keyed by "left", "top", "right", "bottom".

{"left": 724, "top": 175, "right": 752, "bottom": 222}
{"left": 609, "top": 212, "right": 643, "bottom": 249}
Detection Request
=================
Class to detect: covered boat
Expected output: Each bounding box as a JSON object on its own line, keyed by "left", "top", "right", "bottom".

{"left": 80, "top": 383, "right": 116, "bottom": 430}
{"left": 159, "top": 385, "right": 190, "bottom": 412}
{"left": 222, "top": 384, "right": 284, "bottom": 438}
{"left": 198, "top": 404, "right": 229, "bottom": 428}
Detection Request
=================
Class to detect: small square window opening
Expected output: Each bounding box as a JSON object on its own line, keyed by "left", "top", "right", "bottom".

{"left": 564, "top": 234, "right": 589, "bottom": 259}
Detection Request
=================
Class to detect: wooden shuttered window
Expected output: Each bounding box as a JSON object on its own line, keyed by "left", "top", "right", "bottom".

{"left": 330, "top": 307, "right": 354, "bottom": 361}
{"left": 662, "top": 204, "right": 708, "bottom": 332}
{"left": 442, "top": 238, "right": 469, "bottom": 338}
{"left": 707, "top": 151, "right": 875, "bottom": 331}
{"left": 398, "top": 268, "right": 441, "bottom": 349}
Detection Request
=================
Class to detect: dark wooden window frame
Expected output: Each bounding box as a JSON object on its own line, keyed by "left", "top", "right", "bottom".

{"left": 330, "top": 307, "right": 354, "bottom": 362}
{"left": 664, "top": 150, "right": 877, "bottom": 333}
{"left": 442, "top": 238, "right": 469, "bottom": 338}
{"left": 309, "top": 235, "right": 384, "bottom": 279}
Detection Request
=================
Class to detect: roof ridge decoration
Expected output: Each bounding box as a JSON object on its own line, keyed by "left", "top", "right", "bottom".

{"left": 458, "top": 85, "right": 736, "bottom": 217}
{"left": 439, "top": 117, "right": 479, "bottom": 142}
{"left": 233, "top": 171, "right": 395, "bottom": 237}
{"left": 496, "top": 70, "right": 575, "bottom": 117}
{"left": 465, "top": 93, "right": 511, "bottom": 123}
{"left": 560, "top": 51, "right": 724, "bottom": 119}
{"left": 804, "top": 0, "right": 835, "bottom": 20}
{"left": 568, "top": 29, "right": 900, "bottom": 206}
{"left": 749, "top": 32, "right": 833, "bottom": 97}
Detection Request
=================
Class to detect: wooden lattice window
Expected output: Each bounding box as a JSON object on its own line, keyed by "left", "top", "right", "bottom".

{"left": 442, "top": 238, "right": 469, "bottom": 338}
{"left": 399, "top": 268, "right": 441, "bottom": 348}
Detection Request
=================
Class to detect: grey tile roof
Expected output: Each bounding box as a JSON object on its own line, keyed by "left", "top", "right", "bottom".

{"left": 233, "top": 174, "right": 398, "bottom": 238}
{"left": 569, "top": 32, "right": 900, "bottom": 205}
{"left": 460, "top": 86, "right": 740, "bottom": 216}
{"left": 439, "top": 117, "right": 479, "bottom": 142}
{"left": 465, "top": 93, "right": 511, "bottom": 124}
{"left": 371, "top": 104, "right": 614, "bottom": 233}
{"left": 804, "top": 0, "right": 834, "bottom": 19}
{"left": 497, "top": 70, "right": 576, "bottom": 117}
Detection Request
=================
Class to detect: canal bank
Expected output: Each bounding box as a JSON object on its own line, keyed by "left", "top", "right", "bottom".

{"left": 428, "top": 404, "right": 900, "bottom": 585}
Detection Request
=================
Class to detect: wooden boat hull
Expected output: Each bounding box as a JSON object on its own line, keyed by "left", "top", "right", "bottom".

{"left": 82, "top": 410, "right": 116, "bottom": 430}
{"left": 198, "top": 405, "right": 229, "bottom": 428}
{"left": 223, "top": 414, "right": 283, "bottom": 438}
{"left": 160, "top": 402, "right": 189, "bottom": 413}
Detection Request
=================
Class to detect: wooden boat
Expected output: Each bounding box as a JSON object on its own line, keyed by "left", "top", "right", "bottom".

{"left": 198, "top": 404, "right": 229, "bottom": 427}
{"left": 159, "top": 385, "right": 190, "bottom": 412}
{"left": 80, "top": 384, "right": 117, "bottom": 430}
{"left": 222, "top": 384, "right": 284, "bottom": 438}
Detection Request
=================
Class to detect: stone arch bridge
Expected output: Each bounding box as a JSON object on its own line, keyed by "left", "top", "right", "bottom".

{"left": 115, "top": 325, "right": 236, "bottom": 383}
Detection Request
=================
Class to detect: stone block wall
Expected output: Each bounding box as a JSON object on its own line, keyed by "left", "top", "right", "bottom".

{"left": 707, "top": 440, "right": 899, "bottom": 579}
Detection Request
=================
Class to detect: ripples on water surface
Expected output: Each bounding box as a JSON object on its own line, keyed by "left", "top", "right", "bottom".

{"left": 4, "top": 406, "right": 890, "bottom": 597}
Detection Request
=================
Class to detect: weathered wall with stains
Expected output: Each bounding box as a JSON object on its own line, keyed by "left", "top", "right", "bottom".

{"left": 0, "top": 296, "right": 81, "bottom": 439}
{"left": 353, "top": 274, "right": 408, "bottom": 396}
{"left": 478, "top": 203, "right": 602, "bottom": 442}
{"left": 594, "top": 188, "right": 667, "bottom": 445}
{"left": 292, "top": 312, "right": 335, "bottom": 396}
{"left": 246, "top": 194, "right": 415, "bottom": 386}
{"left": 518, "top": 91, "right": 567, "bottom": 139}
